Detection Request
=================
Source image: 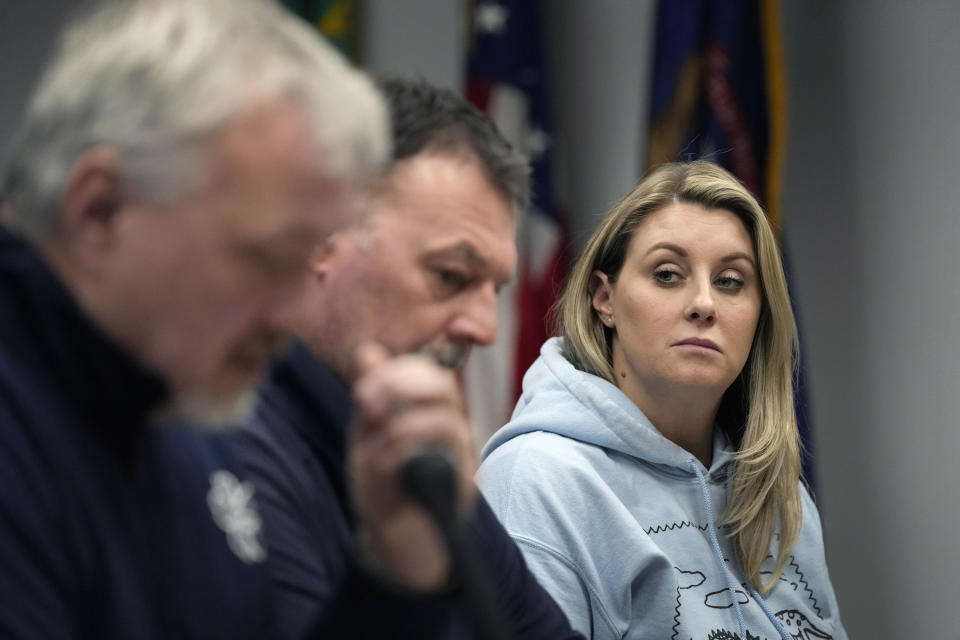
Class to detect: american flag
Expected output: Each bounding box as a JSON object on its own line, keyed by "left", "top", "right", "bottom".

{"left": 462, "top": 0, "right": 568, "bottom": 445}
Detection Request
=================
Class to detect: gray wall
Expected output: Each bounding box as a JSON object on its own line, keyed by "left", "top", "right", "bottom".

{"left": 5, "top": 1, "right": 959, "bottom": 636}
{"left": 0, "top": 0, "right": 78, "bottom": 158}
{"left": 783, "top": 2, "right": 960, "bottom": 637}
{"left": 362, "top": 0, "right": 465, "bottom": 92}
{"left": 542, "top": 1, "right": 655, "bottom": 248}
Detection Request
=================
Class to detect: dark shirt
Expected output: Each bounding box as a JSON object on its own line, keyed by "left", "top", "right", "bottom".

{"left": 235, "top": 342, "right": 582, "bottom": 639}
{"left": 0, "top": 224, "right": 445, "bottom": 638}
{"left": 0, "top": 224, "right": 275, "bottom": 638}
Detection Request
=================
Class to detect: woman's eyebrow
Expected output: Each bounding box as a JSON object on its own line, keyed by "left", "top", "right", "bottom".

{"left": 644, "top": 241, "right": 687, "bottom": 257}
{"left": 719, "top": 252, "right": 756, "bottom": 267}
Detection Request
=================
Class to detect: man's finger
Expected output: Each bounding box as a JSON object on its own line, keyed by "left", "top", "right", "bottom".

{"left": 355, "top": 341, "right": 391, "bottom": 377}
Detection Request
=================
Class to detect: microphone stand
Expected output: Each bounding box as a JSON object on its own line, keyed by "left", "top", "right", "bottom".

{"left": 402, "top": 449, "right": 515, "bottom": 640}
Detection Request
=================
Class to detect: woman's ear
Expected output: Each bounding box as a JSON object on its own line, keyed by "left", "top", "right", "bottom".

{"left": 590, "top": 270, "right": 615, "bottom": 327}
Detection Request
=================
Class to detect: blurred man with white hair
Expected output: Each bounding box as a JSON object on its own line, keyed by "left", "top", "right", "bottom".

{"left": 0, "top": 0, "right": 463, "bottom": 636}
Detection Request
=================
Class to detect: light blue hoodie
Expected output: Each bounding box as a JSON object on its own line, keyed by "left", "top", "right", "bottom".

{"left": 477, "top": 338, "right": 846, "bottom": 640}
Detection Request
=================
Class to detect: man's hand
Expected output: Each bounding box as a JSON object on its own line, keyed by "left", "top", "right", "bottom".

{"left": 349, "top": 342, "right": 478, "bottom": 590}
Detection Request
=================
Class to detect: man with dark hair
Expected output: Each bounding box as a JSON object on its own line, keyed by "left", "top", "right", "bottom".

{"left": 234, "top": 77, "right": 580, "bottom": 638}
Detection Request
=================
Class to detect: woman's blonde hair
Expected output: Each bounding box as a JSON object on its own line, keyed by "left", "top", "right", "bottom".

{"left": 558, "top": 160, "right": 801, "bottom": 593}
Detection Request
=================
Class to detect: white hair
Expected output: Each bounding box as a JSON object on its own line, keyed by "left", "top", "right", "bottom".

{"left": 3, "top": 0, "right": 389, "bottom": 238}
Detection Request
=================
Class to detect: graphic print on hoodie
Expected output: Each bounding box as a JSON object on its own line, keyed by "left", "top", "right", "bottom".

{"left": 477, "top": 338, "right": 846, "bottom": 640}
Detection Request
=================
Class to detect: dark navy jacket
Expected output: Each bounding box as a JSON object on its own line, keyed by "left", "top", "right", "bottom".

{"left": 0, "top": 225, "right": 448, "bottom": 638}
{"left": 0, "top": 224, "right": 277, "bottom": 638}
{"left": 235, "top": 342, "right": 583, "bottom": 639}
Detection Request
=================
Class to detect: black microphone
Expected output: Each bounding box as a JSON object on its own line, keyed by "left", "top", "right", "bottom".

{"left": 401, "top": 447, "right": 458, "bottom": 526}
{"left": 401, "top": 448, "right": 514, "bottom": 640}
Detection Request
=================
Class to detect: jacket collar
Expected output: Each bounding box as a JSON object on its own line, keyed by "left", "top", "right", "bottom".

{"left": 0, "top": 224, "right": 169, "bottom": 455}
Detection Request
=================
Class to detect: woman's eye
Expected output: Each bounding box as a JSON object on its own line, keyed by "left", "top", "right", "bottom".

{"left": 653, "top": 269, "right": 681, "bottom": 285}
{"left": 715, "top": 275, "right": 744, "bottom": 291}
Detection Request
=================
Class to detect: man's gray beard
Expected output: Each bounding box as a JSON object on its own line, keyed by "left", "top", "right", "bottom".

{"left": 419, "top": 343, "right": 471, "bottom": 371}
{"left": 166, "top": 388, "right": 258, "bottom": 430}
{"left": 166, "top": 335, "right": 291, "bottom": 429}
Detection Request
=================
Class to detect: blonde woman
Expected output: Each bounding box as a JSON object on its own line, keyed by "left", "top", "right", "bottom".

{"left": 477, "top": 161, "right": 846, "bottom": 640}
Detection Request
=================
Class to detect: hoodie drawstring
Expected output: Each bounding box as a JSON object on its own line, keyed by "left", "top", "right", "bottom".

{"left": 687, "top": 460, "right": 747, "bottom": 639}
{"left": 687, "top": 460, "right": 791, "bottom": 640}
{"left": 748, "top": 582, "right": 791, "bottom": 640}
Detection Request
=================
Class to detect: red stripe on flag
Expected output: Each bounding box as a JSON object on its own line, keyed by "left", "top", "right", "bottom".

{"left": 466, "top": 79, "right": 493, "bottom": 112}
{"left": 512, "top": 237, "right": 568, "bottom": 401}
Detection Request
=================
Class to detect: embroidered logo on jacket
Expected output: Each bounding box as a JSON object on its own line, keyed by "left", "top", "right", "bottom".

{"left": 206, "top": 470, "right": 267, "bottom": 564}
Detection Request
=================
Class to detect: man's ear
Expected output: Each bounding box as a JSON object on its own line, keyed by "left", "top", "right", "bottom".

{"left": 590, "top": 270, "right": 615, "bottom": 325}
{"left": 59, "top": 146, "right": 124, "bottom": 258}
{"left": 308, "top": 222, "right": 373, "bottom": 281}
{"left": 307, "top": 236, "right": 339, "bottom": 280}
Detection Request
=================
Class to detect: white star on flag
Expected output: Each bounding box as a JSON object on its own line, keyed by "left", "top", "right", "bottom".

{"left": 474, "top": 2, "right": 509, "bottom": 34}
{"left": 524, "top": 126, "right": 551, "bottom": 159}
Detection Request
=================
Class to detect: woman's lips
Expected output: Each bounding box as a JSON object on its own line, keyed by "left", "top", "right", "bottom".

{"left": 673, "top": 337, "right": 721, "bottom": 352}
